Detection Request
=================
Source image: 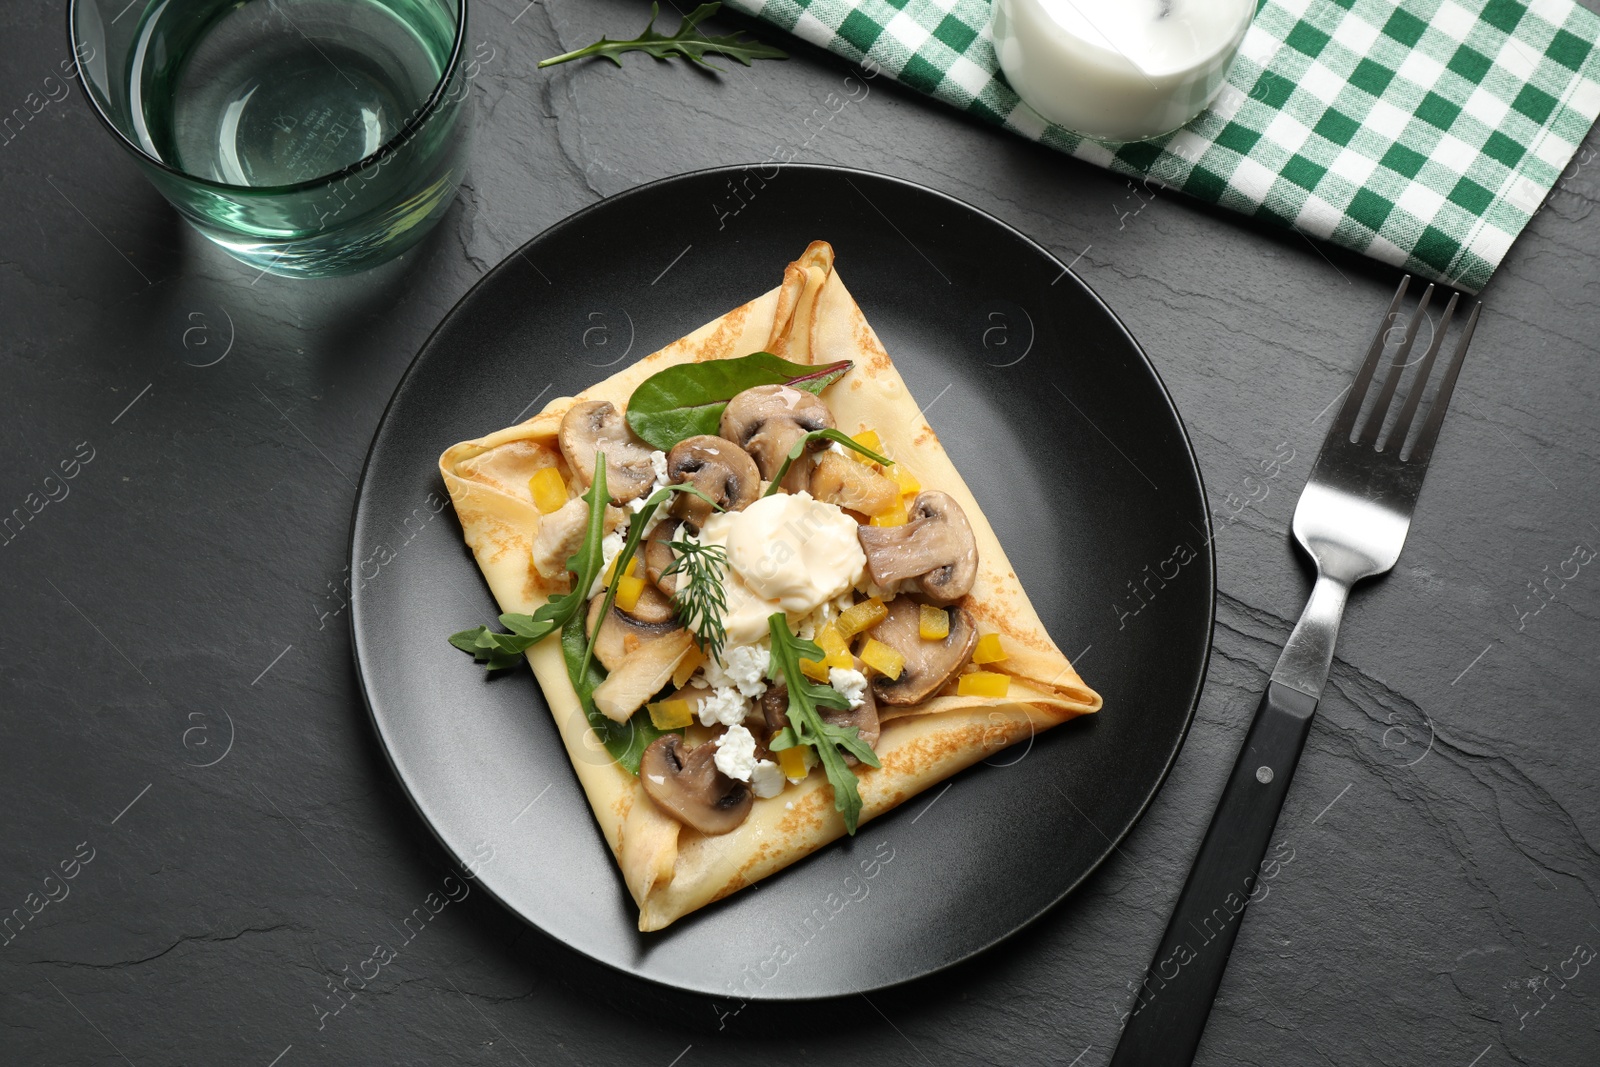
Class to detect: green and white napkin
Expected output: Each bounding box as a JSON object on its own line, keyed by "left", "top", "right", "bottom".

{"left": 729, "top": 0, "right": 1600, "bottom": 292}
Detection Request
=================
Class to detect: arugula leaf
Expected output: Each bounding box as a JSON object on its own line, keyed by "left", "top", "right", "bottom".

{"left": 449, "top": 456, "right": 611, "bottom": 671}
{"left": 580, "top": 482, "right": 723, "bottom": 678}
{"left": 761, "top": 428, "right": 892, "bottom": 497}
{"left": 626, "top": 354, "right": 852, "bottom": 451}
{"left": 538, "top": 3, "right": 787, "bottom": 72}
{"left": 560, "top": 615, "right": 669, "bottom": 774}
{"left": 765, "top": 614, "right": 881, "bottom": 834}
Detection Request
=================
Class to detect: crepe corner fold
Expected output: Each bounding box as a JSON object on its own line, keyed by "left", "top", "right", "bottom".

{"left": 438, "top": 241, "right": 1101, "bottom": 931}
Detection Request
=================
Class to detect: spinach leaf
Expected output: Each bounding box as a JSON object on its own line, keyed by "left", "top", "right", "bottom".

{"left": 561, "top": 615, "right": 669, "bottom": 775}
{"left": 625, "top": 354, "right": 851, "bottom": 451}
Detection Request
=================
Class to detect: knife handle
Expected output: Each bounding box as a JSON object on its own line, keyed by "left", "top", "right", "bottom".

{"left": 1108, "top": 681, "right": 1318, "bottom": 1067}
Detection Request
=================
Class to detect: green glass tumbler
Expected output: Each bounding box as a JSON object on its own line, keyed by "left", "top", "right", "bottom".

{"left": 69, "top": 0, "right": 472, "bottom": 278}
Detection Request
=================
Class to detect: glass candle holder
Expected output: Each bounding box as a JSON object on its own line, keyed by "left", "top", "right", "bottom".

{"left": 69, "top": 0, "right": 472, "bottom": 278}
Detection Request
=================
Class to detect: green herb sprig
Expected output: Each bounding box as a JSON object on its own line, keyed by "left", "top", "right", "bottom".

{"left": 450, "top": 454, "right": 611, "bottom": 670}
{"left": 762, "top": 428, "right": 892, "bottom": 497}
{"left": 537, "top": 3, "right": 787, "bottom": 72}
{"left": 578, "top": 483, "right": 724, "bottom": 679}
{"left": 626, "top": 353, "right": 852, "bottom": 451}
{"left": 765, "top": 614, "right": 881, "bottom": 834}
{"left": 662, "top": 539, "right": 729, "bottom": 661}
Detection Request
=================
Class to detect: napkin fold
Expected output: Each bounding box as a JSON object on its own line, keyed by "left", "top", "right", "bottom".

{"left": 730, "top": 0, "right": 1600, "bottom": 292}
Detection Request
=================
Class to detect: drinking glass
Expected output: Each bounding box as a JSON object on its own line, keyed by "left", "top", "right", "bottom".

{"left": 69, "top": 0, "right": 472, "bottom": 278}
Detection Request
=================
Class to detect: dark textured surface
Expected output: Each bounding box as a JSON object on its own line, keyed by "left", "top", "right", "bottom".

{"left": 2, "top": 0, "right": 1597, "bottom": 1063}
{"left": 349, "top": 166, "right": 1214, "bottom": 998}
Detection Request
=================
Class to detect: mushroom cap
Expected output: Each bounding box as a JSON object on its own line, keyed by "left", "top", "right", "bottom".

{"left": 856, "top": 490, "right": 978, "bottom": 604}
{"left": 643, "top": 517, "right": 683, "bottom": 597}
{"left": 719, "top": 385, "right": 834, "bottom": 493}
{"left": 863, "top": 597, "right": 978, "bottom": 706}
{"left": 639, "top": 735, "right": 753, "bottom": 835}
{"left": 760, "top": 675, "right": 880, "bottom": 766}
{"left": 809, "top": 450, "right": 900, "bottom": 517}
{"left": 666, "top": 434, "right": 761, "bottom": 529}
{"left": 558, "top": 400, "right": 659, "bottom": 504}
{"left": 585, "top": 591, "right": 682, "bottom": 671}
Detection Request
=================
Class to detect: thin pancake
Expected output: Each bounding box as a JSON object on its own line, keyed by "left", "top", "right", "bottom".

{"left": 439, "top": 244, "right": 1100, "bottom": 930}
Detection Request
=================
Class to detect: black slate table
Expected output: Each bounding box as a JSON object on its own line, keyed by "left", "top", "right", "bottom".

{"left": 3, "top": 2, "right": 1597, "bottom": 1064}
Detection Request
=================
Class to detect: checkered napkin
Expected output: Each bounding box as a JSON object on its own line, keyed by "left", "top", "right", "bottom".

{"left": 728, "top": 0, "right": 1600, "bottom": 292}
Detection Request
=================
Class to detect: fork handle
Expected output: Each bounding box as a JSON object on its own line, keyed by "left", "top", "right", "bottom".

{"left": 1108, "top": 681, "right": 1318, "bottom": 1067}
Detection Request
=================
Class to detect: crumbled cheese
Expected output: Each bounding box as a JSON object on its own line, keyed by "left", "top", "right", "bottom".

{"left": 713, "top": 724, "right": 759, "bottom": 781}
{"left": 798, "top": 594, "right": 852, "bottom": 640}
{"left": 702, "top": 643, "right": 770, "bottom": 699}
{"left": 829, "top": 667, "right": 869, "bottom": 710}
{"left": 750, "top": 759, "right": 785, "bottom": 798}
{"left": 650, "top": 450, "right": 669, "bottom": 483}
{"left": 697, "top": 686, "right": 749, "bottom": 728}
{"left": 721, "top": 645, "right": 770, "bottom": 698}
{"left": 587, "top": 531, "right": 627, "bottom": 597}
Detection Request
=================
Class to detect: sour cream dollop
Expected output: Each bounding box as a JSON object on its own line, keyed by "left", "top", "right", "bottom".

{"left": 693, "top": 492, "right": 866, "bottom": 646}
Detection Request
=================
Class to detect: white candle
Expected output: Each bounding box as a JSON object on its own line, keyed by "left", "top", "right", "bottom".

{"left": 991, "top": 0, "right": 1254, "bottom": 142}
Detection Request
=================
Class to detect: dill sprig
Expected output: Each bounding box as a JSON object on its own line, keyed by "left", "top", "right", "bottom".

{"left": 663, "top": 539, "right": 729, "bottom": 661}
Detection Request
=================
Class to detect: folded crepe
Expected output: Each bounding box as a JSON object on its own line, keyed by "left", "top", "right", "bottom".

{"left": 440, "top": 242, "right": 1100, "bottom": 931}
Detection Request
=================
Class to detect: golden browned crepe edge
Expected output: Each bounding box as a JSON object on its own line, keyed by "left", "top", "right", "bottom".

{"left": 438, "top": 255, "right": 1101, "bottom": 931}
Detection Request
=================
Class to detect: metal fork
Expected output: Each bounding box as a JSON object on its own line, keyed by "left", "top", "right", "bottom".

{"left": 1109, "top": 277, "right": 1481, "bottom": 1067}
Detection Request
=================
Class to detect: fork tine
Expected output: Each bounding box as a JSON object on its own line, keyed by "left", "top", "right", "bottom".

{"left": 1329, "top": 275, "right": 1410, "bottom": 441}
{"left": 1406, "top": 300, "right": 1480, "bottom": 467}
{"left": 1386, "top": 292, "right": 1458, "bottom": 452}
{"left": 1357, "top": 283, "right": 1434, "bottom": 447}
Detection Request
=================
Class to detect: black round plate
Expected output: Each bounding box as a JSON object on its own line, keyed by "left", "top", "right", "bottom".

{"left": 350, "top": 165, "right": 1213, "bottom": 1000}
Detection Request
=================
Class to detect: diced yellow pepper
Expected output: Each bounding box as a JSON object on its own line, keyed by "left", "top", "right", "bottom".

{"left": 869, "top": 498, "right": 908, "bottom": 527}
{"left": 673, "top": 647, "right": 706, "bottom": 689}
{"left": 800, "top": 656, "right": 832, "bottom": 683}
{"left": 850, "top": 429, "right": 883, "bottom": 463}
{"left": 614, "top": 574, "right": 645, "bottom": 612}
{"left": 837, "top": 597, "right": 887, "bottom": 637}
{"left": 860, "top": 638, "right": 905, "bottom": 680}
{"left": 602, "top": 551, "right": 639, "bottom": 586}
{"left": 919, "top": 603, "right": 950, "bottom": 640}
{"left": 647, "top": 699, "right": 694, "bottom": 730}
{"left": 826, "top": 649, "right": 853, "bottom": 671}
{"left": 973, "top": 633, "right": 1008, "bottom": 664}
{"left": 957, "top": 671, "right": 1010, "bottom": 698}
{"left": 890, "top": 464, "right": 921, "bottom": 497}
{"left": 528, "top": 467, "right": 568, "bottom": 514}
{"left": 777, "top": 746, "right": 809, "bottom": 780}
{"left": 816, "top": 622, "right": 848, "bottom": 657}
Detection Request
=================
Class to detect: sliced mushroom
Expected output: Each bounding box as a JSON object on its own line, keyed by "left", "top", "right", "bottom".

{"left": 531, "top": 498, "right": 626, "bottom": 581}
{"left": 760, "top": 671, "right": 880, "bottom": 765}
{"left": 558, "top": 400, "right": 658, "bottom": 504}
{"left": 666, "top": 435, "right": 761, "bottom": 529}
{"left": 856, "top": 491, "right": 978, "bottom": 603}
{"left": 719, "top": 385, "right": 834, "bottom": 494}
{"left": 810, "top": 450, "right": 899, "bottom": 517}
{"left": 862, "top": 597, "right": 978, "bottom": 706}
{"left": 586, "top": 592, "right": 681, "bottom": 670}
{"left": 643, "top": 517, "right": 683, "bottom": 597}
{"left": 639, "top": 735, "right": 753, "bottom": 835}
{"left": 591, "top": 629, "right": 694, "bottom": 723}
